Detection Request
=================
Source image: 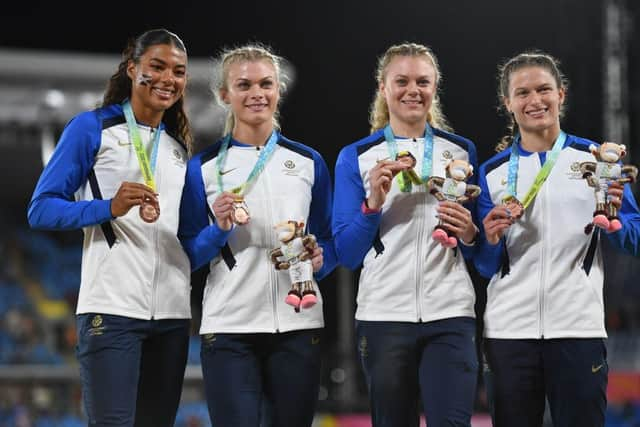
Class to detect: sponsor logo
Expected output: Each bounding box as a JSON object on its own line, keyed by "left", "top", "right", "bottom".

{"left": 358, "top": 336, "right": 368, "bottom": 358}
{"left": 91, "top": 315, "right": 102, "bottom": 327}
{"left": 88, "top": 315, "right": 106, "bottom": 336}
{"left": 566, "top": 161, "right": 584, "bottom": 179}
{"left": 220, "top": 168, "right": 237, "bottom": 176}
{"left": 592, "top": 364, "right": 604, "bottom": 373}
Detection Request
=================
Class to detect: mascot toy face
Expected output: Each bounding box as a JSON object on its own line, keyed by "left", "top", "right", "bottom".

{"left": 275, "top": 221, "right": 296, "bottom": 243}
{"left": 446, "top": 159, "right": 474, "bottom": 181}
{"left": 596, "top": 142, "right": 626, "bottom": 163}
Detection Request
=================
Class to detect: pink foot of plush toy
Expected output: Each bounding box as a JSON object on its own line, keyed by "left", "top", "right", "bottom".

{"left": 608, "top": 218, "right": 622, "bottom": 233}
{"left": 300, "top": 291, "right": 317, "bottom": 309}
{"left": 593, "top": 214, "right": 610, "bottom": 230}
{"left": 443, "top": 236, "right": 458, "bottom": 249}
{"left": 432, "top": 229, "right": 449, "bottom": 245}
{"left": 285, "top": 291, "right": 301, "bottom": 308}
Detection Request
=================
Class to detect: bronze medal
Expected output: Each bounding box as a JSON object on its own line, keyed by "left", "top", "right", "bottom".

{"left": 140, "top": 196, "right": 160, "bottom": 223}
{"left": 232, "top": 197, "right": 250, "bottom": 225}
{"left": 503, "top": 196, "right": 524, "bottom": 220}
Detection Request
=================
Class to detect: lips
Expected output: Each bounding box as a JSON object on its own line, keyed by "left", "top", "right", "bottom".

{"left": 525, "top": 107, "right": 548, "bottom": 118}
{"left": 246, "top": 103, "right": 268, "bottom": 111}
{"left": 152, "top": 87, "right": 175, "bottom": 100}
{"left": 401, "top": 99, "right": 423, "bottom": 105}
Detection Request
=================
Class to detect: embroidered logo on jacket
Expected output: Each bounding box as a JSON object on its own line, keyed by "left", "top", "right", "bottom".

{"left": 282, "top": 160, "right": 299, "bottom": 176}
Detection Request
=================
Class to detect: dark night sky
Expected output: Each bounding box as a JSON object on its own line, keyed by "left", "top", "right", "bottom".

{"left": 3, "top": 0, "right": 621, "bottom": 170}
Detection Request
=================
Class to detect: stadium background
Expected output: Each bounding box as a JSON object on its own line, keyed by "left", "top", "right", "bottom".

{"left": 1, "top": 0, "right": 639, "bottom": 425}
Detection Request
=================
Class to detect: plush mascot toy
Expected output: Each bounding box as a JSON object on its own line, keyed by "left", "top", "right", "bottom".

{"left": 270, "top": 221, "right": 318, "bottom": 312}
{"left": 426, "top": 159, "right": 481, "bottom": 248}
{"left": 580, "top": 142, "right": 638, "bottom": 233}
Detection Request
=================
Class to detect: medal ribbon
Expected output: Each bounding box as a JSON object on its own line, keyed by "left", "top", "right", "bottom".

{"left": 215, "top": 131, "right": 279, "bottom": 195}
{"left": 384, "top": 124, "right": 434, "bottom": 192}
{"left": 505, "top": 130, "right": 567, "bottom": 208}
{"left": 123, "top": 101, "right": 161, "bottom": 191}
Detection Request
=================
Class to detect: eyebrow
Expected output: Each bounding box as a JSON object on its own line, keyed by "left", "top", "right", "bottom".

{"left": 234, "top": 76, "right": 275, "bottom": 83}
{"left": 149, "top": 58, "right": 186, "bottom": 68}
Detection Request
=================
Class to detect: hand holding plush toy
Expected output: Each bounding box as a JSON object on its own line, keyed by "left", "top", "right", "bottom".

{"left": 269, "top": 221, "right": 318, "bottom": 312}
{"left": 580, "top": 142, "right": 638, "bottom": 233}
{"left": 426, "top": 159, "right": 481, "bottom": 248}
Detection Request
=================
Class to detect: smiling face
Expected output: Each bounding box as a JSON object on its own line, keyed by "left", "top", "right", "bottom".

{"left": 380, "top": 55, "right": 437, "bottom": 133}
{"left": 504, "top": 66, "right": 565, "bottom": 136}
{"left": 127, "top": 43, "right": 187, "bottom": 125}
{"left": 220, "top": 59, "right": 279, "bottom": 132}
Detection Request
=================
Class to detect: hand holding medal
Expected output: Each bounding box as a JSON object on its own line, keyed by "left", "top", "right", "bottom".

{"left": 110, "top": 182, "right": 159, "bottom": 220}
{"left": 215, "top": 132, "right": 279, "bottom": 226}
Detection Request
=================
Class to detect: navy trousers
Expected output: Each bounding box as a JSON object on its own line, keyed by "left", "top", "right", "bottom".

{"left": 200, "top": 329, "right": 322, "bottom": 427}
{"left": 484, "top": 338, "right": 608, "bottom": 427}
{"left": 76, "top": 313, "right": 190, "bottom": 427}
{"left": 356, "top": 317, "right": 478, "bottom": 427}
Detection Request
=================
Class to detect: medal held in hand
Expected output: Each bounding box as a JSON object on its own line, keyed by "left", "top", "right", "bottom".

{"left": 231, "top": 196, "right": 250, "bottom": 225}
{"left": 140, "top": 195, "right": 160, "bottom": 223}
{"left": 215, "top": 132, "right": 279, "bottom": 226}
{"left": 123, "top": 100, "right": 162, "bottom": 223}
{"left": 502, "top": 195, "right": 524, "bottom": 220}
{"left": 502, "top": 131, "right": 567, "bottom": 221}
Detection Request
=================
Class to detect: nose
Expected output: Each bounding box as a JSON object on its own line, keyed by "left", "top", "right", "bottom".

{"left": 161, "top": 69, "right": 176, "bottom": 84}
{"left": 406, "top": 80, "right": 420, "bottom": 95}
{"left": 249, "top": 84, "right": 264, "bottom": 99}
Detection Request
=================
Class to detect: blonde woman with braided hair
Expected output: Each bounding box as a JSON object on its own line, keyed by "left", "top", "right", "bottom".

{"left": 333, "top": 42, "right": 480, "bottom": 426}
{"left": 178, "top": 44, "right": 336, "bottom": 427}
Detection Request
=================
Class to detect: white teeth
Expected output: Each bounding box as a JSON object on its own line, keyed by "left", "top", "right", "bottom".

{"left": 154, "top": 88, "right": 173, "bottom": 96}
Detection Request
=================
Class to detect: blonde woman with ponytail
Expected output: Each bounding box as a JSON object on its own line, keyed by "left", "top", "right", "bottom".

{"left": 178, "top": 44, "right": 336, "bottom": 427}
{"left": 332, "top": 42, "right": 480, "bottom": 427}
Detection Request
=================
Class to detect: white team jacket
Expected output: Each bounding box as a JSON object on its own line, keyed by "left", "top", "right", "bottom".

{"left": 179, "top": 135, "right": 335, "bottom": 334}
{"left": 28, "top": 104, "right": 191, "bottom": 320}
{"left": 333, "top": 128, "right": 479, "bottom": 323}
{"left": 477, "top": 134, "right": 640, "bottom": 339}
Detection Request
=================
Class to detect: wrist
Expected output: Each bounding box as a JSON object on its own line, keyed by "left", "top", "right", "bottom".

{"left": 361, "top": 199, "right": 382, "bottom": 215}
{"left": 459, "top": 224, "right": 479, "bottom": 246}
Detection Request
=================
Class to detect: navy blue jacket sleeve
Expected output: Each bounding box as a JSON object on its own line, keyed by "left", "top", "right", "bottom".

{"left": 178, "top": 155, "right": 232, "bottom": 271}
{"left": 332, "top": 144, "right": 382, "bottom": 270}
{"left": 457, "top": 140, "right": 480, "bottom": 260}
{"left": 473, "top": 163, "right": 504, "bottom": 279}
{"left": 606, "top": 185, "right": 640, "bottom": 256}
{"left": 27, "top": 111, "right": 113, "bottom": 230}
{"left": 308, "top": 150, "right": 337, "bottom": 281}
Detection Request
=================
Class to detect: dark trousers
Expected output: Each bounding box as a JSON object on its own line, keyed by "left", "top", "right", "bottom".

{"left": 76, "top": 313, "right": 190, "bottom": 427}
{"left": 200, "top": 329, "right": 322, "bottom": 427}
{"left": 484, "top": 338, "right": 608, "bottom": 427}
{"left": 356, "top": 317, "right": 478, "bottom": 427}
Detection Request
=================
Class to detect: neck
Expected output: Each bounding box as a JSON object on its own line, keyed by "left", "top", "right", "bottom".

{"left": 129, "top": 97, "right": 162, "bottom": 128}
{"left": 232, "top": 123, "right": 274, "bottom": 146}
{"left": 388, "top": 118, "right": 426, "bottom": 139}
{"left": 519, "top": 126, "right": 561, "bottom": 152}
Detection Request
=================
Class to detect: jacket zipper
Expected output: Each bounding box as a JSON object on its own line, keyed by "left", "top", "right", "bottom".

{"left": 261, "top": 147, "right": 280, "bottom": 332}
{"left": 538, "top": 154, "right": 546, "bottom": 338}
{"left": 414, "top": 144, "right": 425, "bottom": 322}
{"left": 150, "top": 127, "right": 160, "bottom": 319}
